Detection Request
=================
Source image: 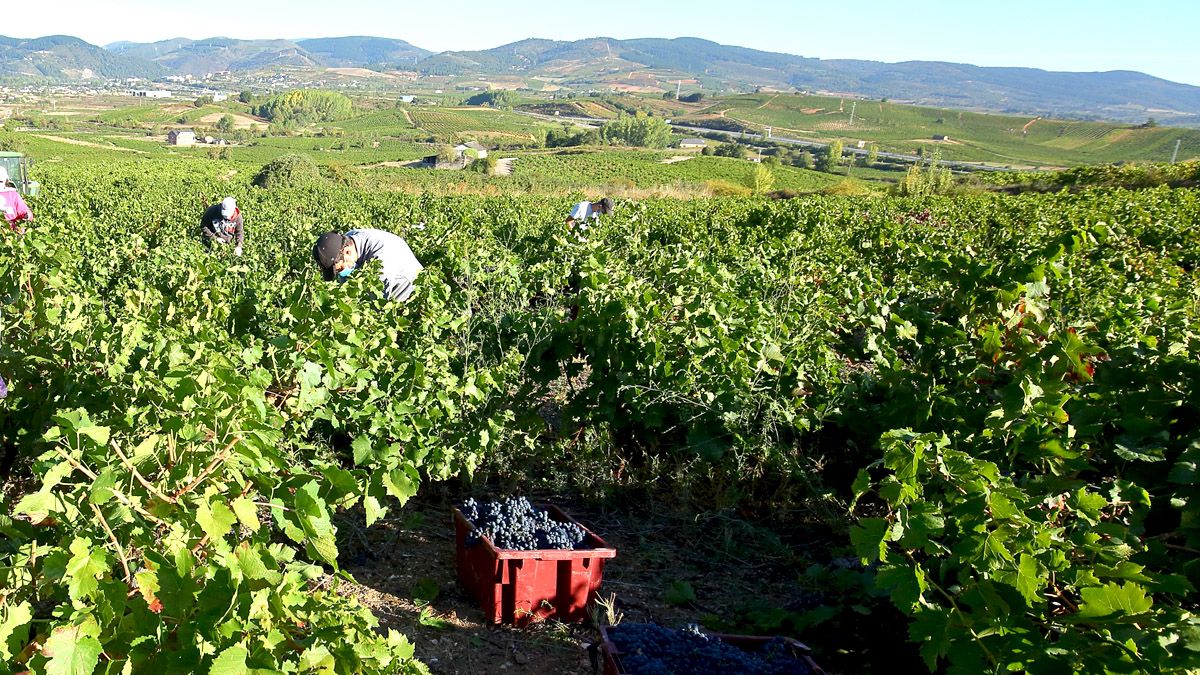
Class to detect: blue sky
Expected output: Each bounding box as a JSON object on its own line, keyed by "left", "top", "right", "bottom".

{"left": 20, "top": 0, "right": 1200, "bottom": 85}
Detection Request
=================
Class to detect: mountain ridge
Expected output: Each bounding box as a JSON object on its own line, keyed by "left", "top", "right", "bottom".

{"left": 0, "top": 34, "right": 164, "bottom": 80}
{"left": 0, "top": 34, "right": 1196, "bottom": 124}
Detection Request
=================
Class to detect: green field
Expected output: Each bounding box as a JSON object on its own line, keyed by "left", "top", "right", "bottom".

{"left": 509, "top": 149, "right": 843, "bottom": 193}
{"left": 688, "top": 93, "right": 1200, "bottom": 167}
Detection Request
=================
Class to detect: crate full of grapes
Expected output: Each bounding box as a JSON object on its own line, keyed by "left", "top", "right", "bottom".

{"left": 597, "top": 623, "right": 824, "bottom": 675}
{"left": 453, "top": 497, "right": 617, "bottom": 626}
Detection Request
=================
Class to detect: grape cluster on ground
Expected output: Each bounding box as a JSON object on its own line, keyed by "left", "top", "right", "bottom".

{"left": 607, "top": 623, "right": 813, "bottom": 675}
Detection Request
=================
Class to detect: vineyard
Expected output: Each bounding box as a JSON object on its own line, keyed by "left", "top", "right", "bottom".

{"left": 508, "top": 150, "right": 844, "bottom": 193}
{"left": 694, "top": 93, "right": 1200, "bottom": 166}
{"left": 407, "top": 109, "right": 547, "bottom": 144}
{"left": 1, "top": 159, "right": 1199, "bottom": 674}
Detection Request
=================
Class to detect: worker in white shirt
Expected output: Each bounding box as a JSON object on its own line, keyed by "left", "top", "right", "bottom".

{"left": 564, "top": 197, "right": 612, "bottom": 239}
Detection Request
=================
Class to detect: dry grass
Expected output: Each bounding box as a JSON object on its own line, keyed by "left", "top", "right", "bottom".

{"left": 196, "top": 112, "right": 266, "bottom": 129}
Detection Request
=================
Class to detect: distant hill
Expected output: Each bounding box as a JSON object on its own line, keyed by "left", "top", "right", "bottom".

{"left": 425, "top": 37, "right": 1200, "bottom": 124}
{"left": 106, "top": 37, "right": 319, "bottom": 76}
{"left": 419, "top": 38, "right": 623, "bottom": 75}
{"left": 296, "top": 36, "right": 429, "bottom": 69}
{"left": 103, "top": 36, "right": 429, "bottom": 77}
{"left": 0, "top": 35, "right": 164, "bottom": 80}
{"left": 786, "top": 59, "right": 1200, "bottom": 125}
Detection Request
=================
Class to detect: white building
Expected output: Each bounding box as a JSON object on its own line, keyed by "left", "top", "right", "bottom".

{"left": 168, "top": 129, "right": 196, "bottom": 146}
{"left": 132, "top": 90, "right": 172, "bottom": 98}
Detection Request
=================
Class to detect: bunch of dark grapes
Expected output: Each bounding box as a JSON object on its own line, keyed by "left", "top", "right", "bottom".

{"left": 460, "top": 497, "right": 588, "bottom": 551}
{"left": 607, "top": 623, "right": 813, "bottom": 675}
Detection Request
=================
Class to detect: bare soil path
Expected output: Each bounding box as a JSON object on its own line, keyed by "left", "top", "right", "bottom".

{"left": 32, "top": 135, "right": 146, "bottom": 153}
{"left": 323, "top": 490, "right": 838, "bottom": 674}
{"left": 757, "top": 94, "right": 780, "bottom": 110}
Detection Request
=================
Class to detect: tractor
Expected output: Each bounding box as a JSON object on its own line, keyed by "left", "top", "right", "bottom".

{"left": 0, "top": 151, "right": 39, "bottom": 197}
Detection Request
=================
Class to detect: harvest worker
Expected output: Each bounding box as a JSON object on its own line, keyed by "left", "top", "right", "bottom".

{"left": 0, "top": 166, "right": 32, "bottom": 234}
{"left": 200, "top": 196, "right": 244, "bottom": 256}
{"left": 564, "top": 197, "right": 613, "bottom": 235}
{"left": 312, "top": 228, "right": 423, "bottom": 302}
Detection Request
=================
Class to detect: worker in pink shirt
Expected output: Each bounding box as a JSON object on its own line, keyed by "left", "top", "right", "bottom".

{"left": 0, "top": 164, "right": 31, "bottom": 398}
{"left": 0, "top": 166, "right": 32, "bottom": 234}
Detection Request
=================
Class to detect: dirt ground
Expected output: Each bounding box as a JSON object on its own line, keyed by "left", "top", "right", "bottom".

{"left": 195, "top": 111, "right": 266, "bottom": 129}
{"left": 325, "top": 490, "right": 827, "bottom": 674}
{"left": 327, "top": 67, "right": 398, "bottom": 79}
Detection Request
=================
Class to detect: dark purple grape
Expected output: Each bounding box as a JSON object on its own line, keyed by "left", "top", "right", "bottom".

{"left": 460, "top": 497, "right": 590, "bottom": 551}
{"left": 607, "top": 623, "right": 813, "bottom": 675}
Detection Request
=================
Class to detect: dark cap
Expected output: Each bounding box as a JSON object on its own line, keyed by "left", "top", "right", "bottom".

{"left": 599, "top": 197, "right": 614, "bottom": 213}
{"left": 313, "top": 231, "right": 346, "bottom": 281}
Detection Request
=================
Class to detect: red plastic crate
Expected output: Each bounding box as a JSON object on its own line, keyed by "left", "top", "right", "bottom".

{"left": 596, "top": 624, "right": 825, "bottom": 675}
{"left": 453, "top": 503, "right": 617, "bottom": 626}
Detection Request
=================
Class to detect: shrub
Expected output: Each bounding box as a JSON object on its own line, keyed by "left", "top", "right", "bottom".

{"left": 471, "top": 155, "right": 499, "bottom": 175}
{"left": 706, "top": 179, "right": 752, "bottom": 197}
{"left": 0, "top": 133, "right": 25, "bottom": 152}
{"left": 253, "top": 153, "right": 322, "bottom": 189}
{"left": 823, "top": 178, "right": 872, "bottom": 196}
{"left": 896, "top": 152, "right": 955, "bottom": 196}
{"left": 751, "top": 164, "right": 775, "bottom": 194}
{"left": 322, "top": 162, "right": 363, "bottom": 188}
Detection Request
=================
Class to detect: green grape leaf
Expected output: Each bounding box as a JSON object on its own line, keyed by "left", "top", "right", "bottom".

{"left": 383, "top": 466, "right": 419, "bottom": 505}
{"left": 364, "top": 470, "right": 389, "bottom": 527}
{"left": 77, "top": 425, "right": 111, "bottom": 447}
{"left": 197, "top": 500, "right": 239, "bottom": 542}
{"left": 298, "top": 645, "right": 335, "bottom": 673}
{"left": 1012, "top": 553, "right": 1043, "bottom": 606}
{"left": 208, "top": 644, "right": 250, "bottom": 675}
{"left": 0, "top": 601, "right": 33, "bottom": 660}
{"left": 877, "top": 563, "right": 926, "bottom": 612}
{"left": 235, "top": 543, "right": 270, "bottom": 581}
{"left": 294, "top": 482, "right": 338, "bottom": 566}
{"left": 352, "top": 435, "right": 375, "bottom": 466}
{"left": 1077, "top": 582, "right": 1153, "bottom": 619}
{"left": 230, "top": 497, "right": 260, "bottom": 533}
{"left": 65, "top": 538, "right": 108, "bottom": 602}
{"left": 14, "top": 490, "right": 59, "bottom": 523}
{"left": 44, "top": 624, "right": 103, "bottom": 675}
{"left": 851, "top": 517, "right": 890, "bottom": 563}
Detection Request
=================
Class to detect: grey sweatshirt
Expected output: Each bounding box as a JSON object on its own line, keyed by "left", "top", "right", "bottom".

{"left": 345, "top": 228, "right": 424, "bottom": 301}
